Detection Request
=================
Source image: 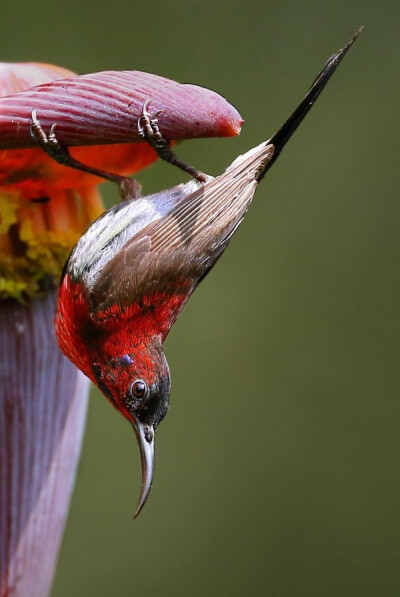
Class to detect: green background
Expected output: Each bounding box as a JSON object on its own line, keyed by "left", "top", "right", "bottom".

{"left": 3, "top": 1, "right": 399, "bottom": 595}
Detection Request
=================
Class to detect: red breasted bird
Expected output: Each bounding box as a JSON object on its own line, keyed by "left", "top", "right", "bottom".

{"left": 33, "top": 30, "right": 361, "bottom": 517}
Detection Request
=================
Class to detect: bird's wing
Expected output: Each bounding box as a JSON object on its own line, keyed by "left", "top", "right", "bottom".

{"left": 90, "top": 142, "right": 274, "bottom": 333}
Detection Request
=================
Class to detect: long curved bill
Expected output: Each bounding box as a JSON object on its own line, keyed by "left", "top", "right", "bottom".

{"left": 131, "top": 421, "right": 155, "bottom": 518}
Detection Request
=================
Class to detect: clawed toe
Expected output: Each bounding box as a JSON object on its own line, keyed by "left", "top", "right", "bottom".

{"left": 137, "top": 99, "right": 208, "bottom": 183}
{"left": 30, "top": 110, "right": 72, "bottom": 165}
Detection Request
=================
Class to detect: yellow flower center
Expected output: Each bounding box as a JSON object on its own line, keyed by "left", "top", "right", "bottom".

{"left": 0, "top": 187, "right": 104, "bottom": 300}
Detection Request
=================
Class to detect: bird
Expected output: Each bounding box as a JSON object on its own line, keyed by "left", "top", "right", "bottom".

{"left": 31, "top": 29, "right": 361, "bottom": 517}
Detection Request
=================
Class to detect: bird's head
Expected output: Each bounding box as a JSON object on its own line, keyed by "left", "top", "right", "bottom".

{"left": 91, "top": 335, "right": 170, "bottom": 517}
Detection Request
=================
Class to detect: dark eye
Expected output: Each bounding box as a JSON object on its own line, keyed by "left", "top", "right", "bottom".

{"left": 130, "top": 379, "right": 148, "bottom": 399}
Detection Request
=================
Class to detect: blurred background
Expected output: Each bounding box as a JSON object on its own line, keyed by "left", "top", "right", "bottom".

{"left": 2, "top": 1, "right": 399, "bottom": 595}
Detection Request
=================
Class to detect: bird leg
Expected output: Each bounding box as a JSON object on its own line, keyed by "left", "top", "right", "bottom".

{"left": 137, "top": 99, "right": 209, "bottom": 183}
{"left": 30, "top": 109, "right": 142, "bottom": 200}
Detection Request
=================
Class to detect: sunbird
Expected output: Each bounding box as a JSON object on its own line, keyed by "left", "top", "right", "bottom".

{"left": 31, "top": 30, "right": 361, "bottom": 517}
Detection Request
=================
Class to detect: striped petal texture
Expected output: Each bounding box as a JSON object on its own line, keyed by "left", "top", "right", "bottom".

{"left": 0, "top": 69, "right": 242, "bottom": 149}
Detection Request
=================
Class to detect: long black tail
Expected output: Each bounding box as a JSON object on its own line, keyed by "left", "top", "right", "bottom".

{"left": 257, "top": 27, "right": 363, "bottom": 182}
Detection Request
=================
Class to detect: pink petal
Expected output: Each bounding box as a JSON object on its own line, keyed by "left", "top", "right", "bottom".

{"left": 0, "top": 62, "right": 76, "bottom": 96}
{"left": 0, "top": 70, "right": 243, "bottom": 149}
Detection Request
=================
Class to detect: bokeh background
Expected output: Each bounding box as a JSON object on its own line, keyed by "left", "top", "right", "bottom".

{"left": 2, "top": 1, "right": 399, "bottom": 595}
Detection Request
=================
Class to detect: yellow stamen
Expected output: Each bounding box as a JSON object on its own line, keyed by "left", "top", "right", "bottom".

{"left": 0, "top": 187, "right": 104, "bottom": 301}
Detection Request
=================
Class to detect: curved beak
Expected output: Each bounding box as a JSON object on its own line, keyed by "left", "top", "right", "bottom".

{"left": 131, "top": 420, "right": 155, "bottom": 518}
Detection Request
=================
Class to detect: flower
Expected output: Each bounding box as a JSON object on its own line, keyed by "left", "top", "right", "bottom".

{"left": 0, "top": 62, "right": 242, "bottom": 300}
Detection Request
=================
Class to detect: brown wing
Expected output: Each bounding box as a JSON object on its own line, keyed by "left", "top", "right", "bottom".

{"left": 90, "top": 142, "right": 274, "bottom": 316}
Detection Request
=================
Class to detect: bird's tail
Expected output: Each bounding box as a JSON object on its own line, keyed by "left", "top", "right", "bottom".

{"left": 257, "top": 26, "right": 363, "bottom": 182}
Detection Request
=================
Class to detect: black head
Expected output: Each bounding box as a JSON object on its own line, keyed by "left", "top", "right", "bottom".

{"left": 125, "top": 371, "right": 170, "bottom": 429}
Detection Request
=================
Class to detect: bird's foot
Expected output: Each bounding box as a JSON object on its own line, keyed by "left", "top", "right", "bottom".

{"left": 138, "top": 99, "right": 210, "bottom": 183}
{"left": 30, "top": 110, "right": 141, "bottom": 200}
{"left": 31, "top": 109, "right": 74, "bottom": 166}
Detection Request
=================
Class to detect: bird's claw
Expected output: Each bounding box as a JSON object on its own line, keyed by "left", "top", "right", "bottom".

{"left": 30, "top": 110, "right": 73, "bottom": 166}
{"left": 30, "top": 109, "right": 141, "bottom": 200}
{"left": 137, "top": 99, "right": 209, "bottom": 183}
{"left": 137, "top": 100, "right": 167, "bottom": 147}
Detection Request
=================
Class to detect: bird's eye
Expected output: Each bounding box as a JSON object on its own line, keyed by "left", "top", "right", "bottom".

{"left": 130, "top": 379, "right": 148, "bottom": 399}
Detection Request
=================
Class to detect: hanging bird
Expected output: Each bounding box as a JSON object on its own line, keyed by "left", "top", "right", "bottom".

{"left": 31, "top": 29, "right": 361, "bottom": 517}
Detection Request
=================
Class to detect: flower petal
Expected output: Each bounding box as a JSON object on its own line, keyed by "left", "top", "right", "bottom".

{"left": 0, "top": 70, "right": 243, "bottom": 149}
{"left": 0, "top": 143, "right": 158, "bottom": 193}
{"left": 0, "top": 64, "right": 161, "bottom": 192}
{"left": 0, "top": 61, "right": 76, "bottom": 95}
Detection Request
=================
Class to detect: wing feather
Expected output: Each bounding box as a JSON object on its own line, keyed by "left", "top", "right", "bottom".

{"left": 90, "top": 142, "right": 274, "bottom": 315}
